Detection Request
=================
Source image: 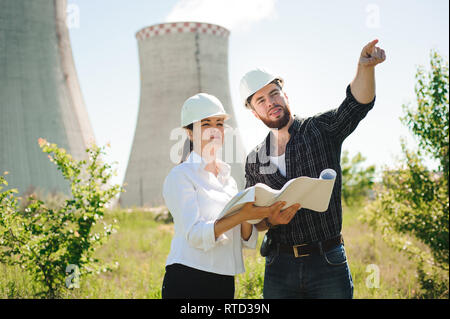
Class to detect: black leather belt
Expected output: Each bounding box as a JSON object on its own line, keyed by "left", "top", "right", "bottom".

{"left": 277, "top": 234, "right": 344, "bottom": 258}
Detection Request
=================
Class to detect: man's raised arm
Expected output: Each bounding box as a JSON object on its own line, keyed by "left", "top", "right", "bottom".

{"left": 350, "top": 39, "right": 386, "bottom": 104}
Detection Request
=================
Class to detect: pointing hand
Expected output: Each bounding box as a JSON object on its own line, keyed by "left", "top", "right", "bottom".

{"left": 359, "top": 39, "right": 386, "bottom": 67}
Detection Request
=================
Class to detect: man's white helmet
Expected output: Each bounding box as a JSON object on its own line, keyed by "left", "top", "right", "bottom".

{"left": 181, "top": 93, "right": 230, "bottom": 127}
{"left": 239, "top": 68, "right": 284, "bottom": 108}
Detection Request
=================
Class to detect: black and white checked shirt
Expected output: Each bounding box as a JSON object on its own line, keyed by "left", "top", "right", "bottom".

{"left": 245, "top": 84, "right": 376, "bottom": 245}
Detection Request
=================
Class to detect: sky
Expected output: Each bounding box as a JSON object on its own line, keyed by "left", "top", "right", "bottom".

{"left": 66, "top": 0, "right": 449, "bottom": 187}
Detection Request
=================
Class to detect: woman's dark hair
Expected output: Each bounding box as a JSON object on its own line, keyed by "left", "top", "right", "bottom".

{"left": 179, "top": 123, "right": 193, "bottom": 164}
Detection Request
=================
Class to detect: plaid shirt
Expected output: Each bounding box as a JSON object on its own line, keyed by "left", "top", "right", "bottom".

{"left": 245, "top": 84, "right": 376, "bottom": 245}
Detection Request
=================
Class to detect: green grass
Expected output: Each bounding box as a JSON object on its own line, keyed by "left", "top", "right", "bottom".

{"left": 342, "top": 206, "right": 419, "bottom": 298}
{"left": 0, "top": 205, "right": 423, "bottom": 298}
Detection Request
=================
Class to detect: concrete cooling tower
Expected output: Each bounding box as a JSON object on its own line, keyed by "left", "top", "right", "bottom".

{"left": 0, "top": 0, "right": 95, "bottom": 196}
{"left": 120, "top": 22, "right": 246, "bottom": 207}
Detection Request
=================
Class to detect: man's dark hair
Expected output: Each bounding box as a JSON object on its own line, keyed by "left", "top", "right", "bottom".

{"left": 245, "top": 78, "right": 283, "bottom": 110}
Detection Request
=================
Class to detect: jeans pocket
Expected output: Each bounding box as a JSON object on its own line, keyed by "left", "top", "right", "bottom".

{"left": 323, "top": 244, "right": 347, "bottom": 266}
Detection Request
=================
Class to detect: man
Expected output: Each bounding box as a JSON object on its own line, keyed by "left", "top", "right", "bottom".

{"left": 240, "top": 39, "right": 386, "bottom": 298}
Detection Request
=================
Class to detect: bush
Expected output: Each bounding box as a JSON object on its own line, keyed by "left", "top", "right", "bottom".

{"left": 361, "top": 50, "right": 449, "bottom": 298}
{"left": 341, "top": 150, "right": 376, "bottom": 206}
{"left": 0, "top": 140, "right": 123, "bottom": 298}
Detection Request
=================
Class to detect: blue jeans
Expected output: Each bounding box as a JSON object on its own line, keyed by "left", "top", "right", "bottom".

{"left": 263, "top": 243, "right": 353, "bottom": 299}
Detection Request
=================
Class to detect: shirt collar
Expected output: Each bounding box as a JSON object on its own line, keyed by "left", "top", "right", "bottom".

{"left": 264, "top": 115, "right": 302, "bottom": 156}
{"left": 288, "top": 114, "right": 302, "bottom": 134}
{"left": 185, "top": 151, "right": 231, "bottom": 178}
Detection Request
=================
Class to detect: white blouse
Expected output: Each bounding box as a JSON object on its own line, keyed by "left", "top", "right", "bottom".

{"left": 162, "top": 150, "right": 258, "bottom": 276}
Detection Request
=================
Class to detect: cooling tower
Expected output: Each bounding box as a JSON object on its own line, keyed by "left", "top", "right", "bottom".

{"left": 120, "top": 22, "right": 246, "bottom": 207}
{"left": 0, "top": 0, "right": 95, "bottom": 196}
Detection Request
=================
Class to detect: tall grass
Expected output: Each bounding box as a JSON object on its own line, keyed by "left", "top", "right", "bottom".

{"left": 0, "top": 205, "right": 423, "bottom": 298}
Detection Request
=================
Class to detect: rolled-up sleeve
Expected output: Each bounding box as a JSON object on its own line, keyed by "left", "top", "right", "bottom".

{"left": 163, "top": 168, "right": 227, "bottom": 251}
{"left": 242, "top": 225, "right": 258, "bottom": 249}
{"left": 314, "top": 84, "right": 376, "bottom": 143}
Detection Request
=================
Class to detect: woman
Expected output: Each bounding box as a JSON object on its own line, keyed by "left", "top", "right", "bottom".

{"left": 161, "top": 93, "right": 300, "bottom": 299}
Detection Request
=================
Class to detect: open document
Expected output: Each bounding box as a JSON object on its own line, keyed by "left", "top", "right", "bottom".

{"left": 217, "top": 169, "right": 337, "bottom": 224}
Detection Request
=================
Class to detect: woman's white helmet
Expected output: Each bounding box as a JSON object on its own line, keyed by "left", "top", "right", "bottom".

{"left": 181, "top": 93, "right": 230, "bottom": 127}
{"left": 239, "top": 68, "right": 284, "bottom": 108}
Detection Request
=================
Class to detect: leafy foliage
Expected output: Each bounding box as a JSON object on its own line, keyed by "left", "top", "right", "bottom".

{"left": 402, "top": 50, "right": 449, "bottom": 180}
{"left": 361, "top": 50, "right": 449, "bottom": 298}
{"left": 341, "top": 150, "right": 376, "bottom": 206}
{"left": 0, "top": 140, "right": 123, "bottom": 298}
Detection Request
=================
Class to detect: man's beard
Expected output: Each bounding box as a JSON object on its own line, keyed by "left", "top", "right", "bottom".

{"left": 260, "top": 104, "right": 291, "bottom": 129}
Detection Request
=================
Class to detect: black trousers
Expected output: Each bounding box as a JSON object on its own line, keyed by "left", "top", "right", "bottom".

{"left": 161, "top": 263, "right": 235, "bottom": 299}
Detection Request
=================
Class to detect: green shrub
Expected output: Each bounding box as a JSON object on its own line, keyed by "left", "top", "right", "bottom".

{"left": 341, "top": 150, "right": 376, "bottom": 206}
{"left": 0, "top": 140, "right": 123, "bottom": 298}
{"left": 361, "top": 50, "right": 449, "bottom": 298}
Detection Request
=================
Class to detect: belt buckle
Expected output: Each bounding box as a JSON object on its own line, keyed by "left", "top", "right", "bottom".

{"left": 293, "top": 243, "right": 309, "bottom": 258}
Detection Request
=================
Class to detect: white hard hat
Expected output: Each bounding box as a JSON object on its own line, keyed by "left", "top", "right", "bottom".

{"left": 181, "top": 93, "right": 230, "bottom": 127}
{"left": 239, "top": 68, "right": 284, "bottom": 108}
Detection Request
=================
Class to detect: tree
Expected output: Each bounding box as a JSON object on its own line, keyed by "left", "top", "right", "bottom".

{"left": 341, "top": 150, "right": 376, "bottom": 206}
{"left": 361, "top": 50, "right": 449, "bottom": 298}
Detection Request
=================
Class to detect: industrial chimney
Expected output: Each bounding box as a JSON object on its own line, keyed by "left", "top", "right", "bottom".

{"left": 0, "top": 0, "right": 95, "bottom": 196}
{"left": 120, "top": 22, "right": 246, "bottom": 207}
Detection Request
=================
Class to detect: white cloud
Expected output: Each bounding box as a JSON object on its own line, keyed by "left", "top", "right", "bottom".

{"left": 166, "top": 0, "right": 277, "bottom": 31}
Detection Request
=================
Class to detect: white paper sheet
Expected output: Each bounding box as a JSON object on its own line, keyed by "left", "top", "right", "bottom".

{"left": 217, "top": 169, "right": 337, "bottom": 224}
